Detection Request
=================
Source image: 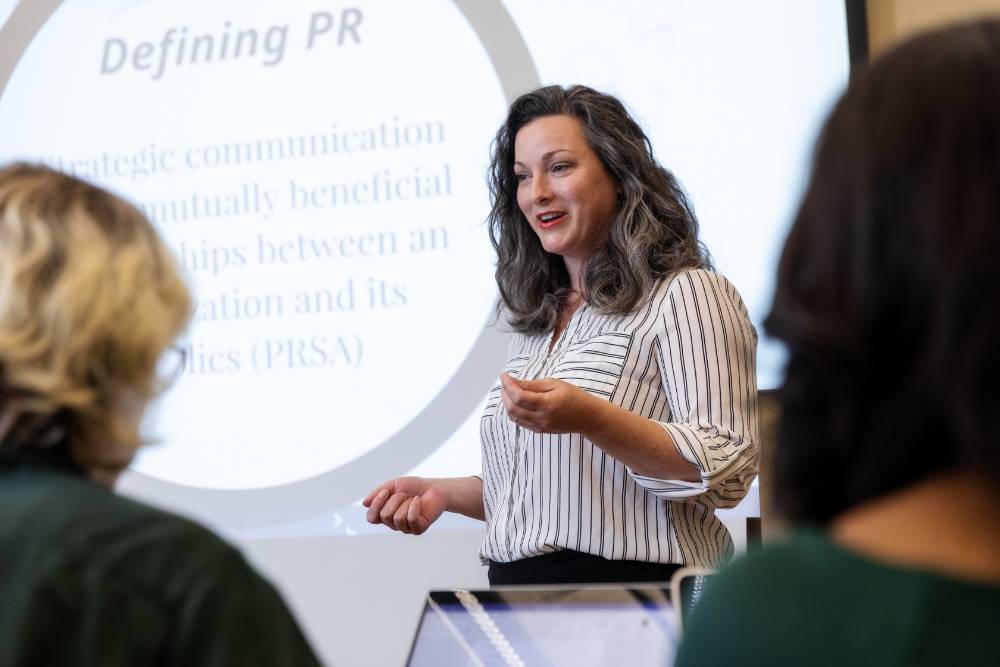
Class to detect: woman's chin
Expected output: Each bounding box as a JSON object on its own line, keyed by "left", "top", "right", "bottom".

{"left": 541, "top": 244, "right": 565, "bottom": 257}
{"left": 538, "top": 235, "right": 571, "bottom": 258}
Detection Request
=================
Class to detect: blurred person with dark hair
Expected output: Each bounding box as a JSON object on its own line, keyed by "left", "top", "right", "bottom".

{"left": 0, "top": 164, "right": 323, "bottom": 666}
{"left": 677, "top": 19, "right": 1000, "bottom": 666}
{"left": 364, "top": 86, "right": 759, "bottom": 585}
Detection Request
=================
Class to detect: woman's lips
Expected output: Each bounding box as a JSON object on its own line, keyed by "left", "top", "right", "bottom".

{"left": 537, "top": 211, "right": 567, "bottom": 229}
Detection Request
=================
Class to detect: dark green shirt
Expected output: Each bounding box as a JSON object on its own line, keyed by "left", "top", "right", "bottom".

{"left": 676, "top": 530, "right": 1000, "bottom": 667}
{"left": 0, "top": 456, "right": 324, "bottom": 667}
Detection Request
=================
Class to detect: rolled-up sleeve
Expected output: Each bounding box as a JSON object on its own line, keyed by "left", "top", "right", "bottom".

{"left": 629, "top": 270, "right": 759, "bottom": 508}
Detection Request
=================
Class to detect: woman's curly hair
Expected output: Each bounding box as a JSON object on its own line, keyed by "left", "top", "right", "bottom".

{"left": 487, "top": 85, "right": 710, "bottom": 334}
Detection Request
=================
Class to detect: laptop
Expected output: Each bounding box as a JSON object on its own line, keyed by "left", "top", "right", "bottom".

{"left": 405, "top": 586, "right": 679, "bottom": 667}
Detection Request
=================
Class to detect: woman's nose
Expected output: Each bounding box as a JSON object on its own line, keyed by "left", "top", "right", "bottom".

{"left": 532, "top": 175, "right": 552, "bottom": 205}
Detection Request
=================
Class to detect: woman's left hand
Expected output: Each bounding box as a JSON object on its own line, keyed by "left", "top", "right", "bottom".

{"left": 499, "top": 372, "right": 603, "bottom": 434}
{"left": 501, "top": 373, "right": 700, "bottom": 481}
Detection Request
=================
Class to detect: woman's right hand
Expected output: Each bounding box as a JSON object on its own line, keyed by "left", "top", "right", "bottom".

{"left": 362, "top": 476, "right": 448, "bottom": 535}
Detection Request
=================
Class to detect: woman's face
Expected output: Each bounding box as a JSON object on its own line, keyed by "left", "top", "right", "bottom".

{"left": 513, "top": 114, "right": 620, "bottom": 264}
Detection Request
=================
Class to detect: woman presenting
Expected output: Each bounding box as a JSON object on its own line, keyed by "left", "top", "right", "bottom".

{"left": 364, "top": 85, "right": 759, "bottom": 585}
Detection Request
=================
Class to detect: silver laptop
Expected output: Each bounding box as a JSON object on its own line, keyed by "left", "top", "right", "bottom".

{"left": 405, "top": 586, "right": 679, "bottom": 667}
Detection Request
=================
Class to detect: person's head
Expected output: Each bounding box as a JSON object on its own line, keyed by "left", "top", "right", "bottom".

{"left": 513, "top": 114, "right": 620, "bottom": 267}
{"left": 0, "top": 164, "right": 191, "bottom": 481}
{"left": 487, "top": 84, "right": 709, "bottom": 334}
{"left": 766, "top": 19, "right": 1000, "bottom": 525}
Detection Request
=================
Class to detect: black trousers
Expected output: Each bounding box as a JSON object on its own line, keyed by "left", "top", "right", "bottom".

{"left": 488, "top": 549, "right": 681, "bottom": 586}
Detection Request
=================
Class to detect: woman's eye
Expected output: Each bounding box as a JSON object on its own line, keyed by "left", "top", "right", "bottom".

{"left": 552, "top": 163, "right": 570, "bottom": 173}
{"left": 515, "top": 172, "right": 529, "bottom": 182}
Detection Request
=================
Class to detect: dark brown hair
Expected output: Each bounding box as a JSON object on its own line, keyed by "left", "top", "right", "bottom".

{"left": 766, "top": 20, "right": 1000, "bottom": 524}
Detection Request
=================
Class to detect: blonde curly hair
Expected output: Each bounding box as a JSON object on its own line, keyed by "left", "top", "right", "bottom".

{"left": 0, "top": 164, "right": 191, "bottom": 477}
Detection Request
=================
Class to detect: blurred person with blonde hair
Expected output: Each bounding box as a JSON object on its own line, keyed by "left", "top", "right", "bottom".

{"left": 0, "top": 164, "right": 322, "bottom": 666}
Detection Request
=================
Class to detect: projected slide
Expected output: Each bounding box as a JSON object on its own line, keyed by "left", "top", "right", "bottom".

{"left": 0, "top": 0, "right": 849, "bottom": 532}
{"left": 0, "top": 0, "right": 527, "bottom": 510}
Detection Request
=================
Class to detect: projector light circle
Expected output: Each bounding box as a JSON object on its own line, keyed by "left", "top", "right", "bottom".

{"left": 0, "top": 0, "right": 538, "bottom": 528}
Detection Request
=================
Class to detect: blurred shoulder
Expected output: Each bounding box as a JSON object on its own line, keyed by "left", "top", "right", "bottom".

{"left": 704, "top": 531, "right": 832, "bottom": 591}
{"left": 3, "top": 466, "right": 248, "bottom": 595}
{"left": 675, "top": 532, "right": 847, "bottom": 665}
{"left": 0, "top": 465, "right": 319, "bottom": 665}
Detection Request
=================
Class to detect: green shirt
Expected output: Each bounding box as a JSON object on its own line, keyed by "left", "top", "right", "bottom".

{"left": 676, "top": 530, "right": 1000, "bottom": 667}
{"left": 0, "top": 456, "right": 324, "bottom": 667}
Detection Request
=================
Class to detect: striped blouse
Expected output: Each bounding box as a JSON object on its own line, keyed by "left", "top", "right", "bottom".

{"left": 479, "top": 269, "right": 759, "bottom": 569}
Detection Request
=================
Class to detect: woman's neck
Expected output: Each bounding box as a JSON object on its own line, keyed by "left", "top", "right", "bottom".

{"left": 563, "top": 256, "right": 585, "bottom": 294}
{"left": 830, "top": 471, "right": 1000, "bottom": 584}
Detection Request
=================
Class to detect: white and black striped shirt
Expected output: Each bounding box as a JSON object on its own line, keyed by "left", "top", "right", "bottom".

{"left": 479, "top": 269, "right": 759, "bottom": 569}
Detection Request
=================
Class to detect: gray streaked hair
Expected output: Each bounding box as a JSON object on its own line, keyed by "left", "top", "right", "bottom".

{"left": 487, "top": 84, "right": 711, "bottom": 334}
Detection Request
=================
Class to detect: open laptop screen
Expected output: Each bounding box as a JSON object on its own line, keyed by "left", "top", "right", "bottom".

{"left": 406, "top": 587, "right": 678, "bottom": 667}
